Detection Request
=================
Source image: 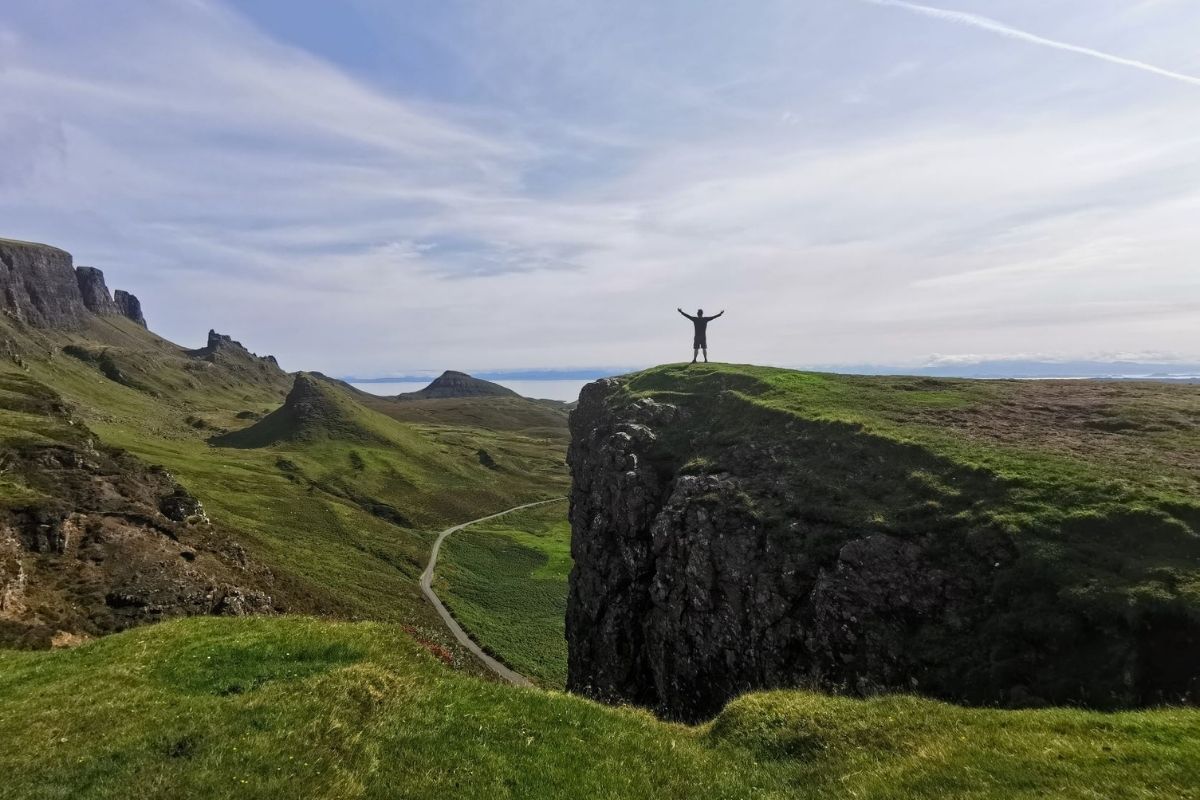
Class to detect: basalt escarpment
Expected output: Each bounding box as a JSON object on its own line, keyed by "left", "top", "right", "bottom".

{"left": 113, "top": 289, "right": 147, "bottom": 327}
{"left": 566, "top": 374, "right": 1200, "bottom": 722}
{"left": 0, "top": 239, "right": 89, "bottom": 328}
{"left": 74, "top": 266, "right": 119, "bottom": 315}
{"left": 0, "top": 238, "right": 148, "bottom": 331}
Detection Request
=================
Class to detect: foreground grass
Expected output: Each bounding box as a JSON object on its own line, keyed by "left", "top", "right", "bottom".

{"left": 436, "top": 500, "right": 571, "bottom": 686}
{"left": 0, "top": 616, "right": 1197, "bottom": 799}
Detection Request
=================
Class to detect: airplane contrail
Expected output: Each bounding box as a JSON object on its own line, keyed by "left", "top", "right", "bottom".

{"left": 862, "top": 0, "right": 1200, "bottom": 88}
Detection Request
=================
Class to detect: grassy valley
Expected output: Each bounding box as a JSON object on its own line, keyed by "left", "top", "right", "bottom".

{"left": 0, "top": 306, "right": 569, "bottom": 651}
{"left": 434, "top": 500, "right": 571, "bottom": 687}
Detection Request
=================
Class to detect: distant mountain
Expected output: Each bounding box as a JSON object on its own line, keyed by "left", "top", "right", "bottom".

{"left": 347, "top": 369, "right": 570, "bottom": 441}
{"left": 397, "top": 370, "right": 520, "bottom": 400}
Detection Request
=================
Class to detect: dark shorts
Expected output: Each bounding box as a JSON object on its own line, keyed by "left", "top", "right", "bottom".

{"left": 693, "top": 337, "right": 707, "bottom": 349}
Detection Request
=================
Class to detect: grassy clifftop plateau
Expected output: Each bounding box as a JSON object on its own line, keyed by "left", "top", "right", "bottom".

{"left": 622, "top": 363, "right": 1200, "bottom": 591}
{"left": 626, "top": 363, "right": 1200, "bottom": 508}
{"left": 567, "top": 363, "right": 1200, "bottom": 718}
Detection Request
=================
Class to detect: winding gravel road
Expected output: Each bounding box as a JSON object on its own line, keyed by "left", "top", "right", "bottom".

{"left": 419, "top": 498, "right": 565, "bottom": 686}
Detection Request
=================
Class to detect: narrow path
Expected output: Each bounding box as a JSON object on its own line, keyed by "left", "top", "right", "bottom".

{"left": 420, "top": 497, "right": 565, "bottom": 686}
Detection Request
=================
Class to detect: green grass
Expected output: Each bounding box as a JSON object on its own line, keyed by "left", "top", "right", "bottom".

{"left": 0, "top": 317, "right": 568, "bottom": 650}
{"left": 436, "top": 500, "right": 571, "bottom": 687}
{"left": 627, "top": 364, "right": 1200, "bottom": 507}
{"left": 0, "top": 616, "right": 1197, "bottom": 799}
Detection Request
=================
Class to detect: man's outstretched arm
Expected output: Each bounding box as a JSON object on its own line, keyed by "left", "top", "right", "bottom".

{"left": 677, "top": 308, "right": 696, "bottom": 320}
{"left": 708, "top": 310, "right": 725, "bottom": 320}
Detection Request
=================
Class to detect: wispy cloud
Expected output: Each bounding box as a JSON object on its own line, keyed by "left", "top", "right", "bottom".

{"left": 1, "top": 0, "right": 1198, "bottom": 373}
{"left": 862, "top": 0, "right": 1200, "bottom": 88}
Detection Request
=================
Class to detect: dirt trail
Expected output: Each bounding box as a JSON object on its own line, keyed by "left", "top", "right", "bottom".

{"left": 419, "top": 498, "right": 564, "bottom": 686}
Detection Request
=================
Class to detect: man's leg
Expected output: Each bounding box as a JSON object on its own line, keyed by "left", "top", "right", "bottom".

{"left": 702, "top": 347, "right": 708, "bottom": 363}
{"left": 691, "top": 348, "right": 698, "bottom": 364}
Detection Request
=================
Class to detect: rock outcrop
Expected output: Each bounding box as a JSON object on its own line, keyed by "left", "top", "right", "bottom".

{"left": 0, "top": 385, "right": 275, "bottom": 648}
{"left": 74, "top": 266, "right": 119, "bottom": 315}
{"left": 0, "top": 239, "right": 90, "bottom": 328}
{"left": 189, "top": 330, "right": 279, "bottom": 368}
{"left": 0, "top": 237, "right": 149, "bottom": 331}
{"left": 185, "top": 330, "right": 287, "bottom": 392}
{"left": 113, "top": 289, "right": 146, "bottom": 327}
{"left": 566, "top": 375, "right": 1200, "bottom": 721}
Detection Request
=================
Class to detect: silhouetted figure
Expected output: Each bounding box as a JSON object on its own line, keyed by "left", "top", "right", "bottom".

{"left": 677, "top": 307, "right": 724, "bottom": 363}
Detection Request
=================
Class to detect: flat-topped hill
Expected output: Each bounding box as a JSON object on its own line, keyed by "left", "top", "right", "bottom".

{"left": 568, "top": 364, "right": 1200, "bottom": 720}
{"left": 0, "top": 237, "right": 147, "bottom": 329}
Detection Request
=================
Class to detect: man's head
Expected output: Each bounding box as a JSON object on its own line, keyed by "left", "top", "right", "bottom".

{"left": 697, "top": 309, "right": 703, "bottom": 316}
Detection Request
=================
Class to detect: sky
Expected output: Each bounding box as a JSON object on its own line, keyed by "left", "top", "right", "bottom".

{"left": 2, "top": 0, "right": 1198, "bottom": 377}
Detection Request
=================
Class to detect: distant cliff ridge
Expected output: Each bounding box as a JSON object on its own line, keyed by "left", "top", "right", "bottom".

{"left": 75, "top": 266, "right": 119, "bottom": 315}
{"left": 0, "top": 238, "right": 147, "bottom": 329}
{"left": 566, "top": 366, "right": 1200, "bottom": 721}
{"left": 189, "top": 329, "right": 280, "bottom": 367}
{"left": 113, "top": 290, "right": 147, "bottom": 327}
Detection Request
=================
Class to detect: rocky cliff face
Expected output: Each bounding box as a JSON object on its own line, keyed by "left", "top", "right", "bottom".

{"left": 566, "top": 376, "right": 1200, "bottom": 721}
{"left": 113, "top": 289, "right": 146, "bottom": 327}
{"left": 0, "top": 239, "right": 90, "bottom": 328}
{"left": 74, "top": 266, "right": 119, "bottom": 315}
{"left": 0, "top": 238, "right": 149, "bottom": 331}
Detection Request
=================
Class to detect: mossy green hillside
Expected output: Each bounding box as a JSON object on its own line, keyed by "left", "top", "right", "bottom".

{"left": 0, "top": 315, "right": 568, "bottom": 642}
{"left": 1, "top": 616, "right": 1197, "bottom": 800}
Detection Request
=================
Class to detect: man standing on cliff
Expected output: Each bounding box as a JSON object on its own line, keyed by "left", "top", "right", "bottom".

{"left": 677, "top": 307, "right": 724, "bottom": 364}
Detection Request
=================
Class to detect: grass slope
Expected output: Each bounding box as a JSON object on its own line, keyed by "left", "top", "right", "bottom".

{"left": 435, "top": 500, "right": 571, "bottom": 687}
{"left": 1, "top": 616, "right": 1197, "bottom": 800}
{"left": 361, "top": 394, "right": 571, "bottom": 443}
{"left": 0, "top": 316, "right": 568, "bottom": 650}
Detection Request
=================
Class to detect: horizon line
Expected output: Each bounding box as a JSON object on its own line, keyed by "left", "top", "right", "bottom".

{"left": 341, "top": 358, "right": 1200, "bottom": 384}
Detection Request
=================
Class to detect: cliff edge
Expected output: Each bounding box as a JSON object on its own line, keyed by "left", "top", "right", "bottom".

{"left": 566, "top": 364, "right": 1200, "bottom": 721}
{"left": 0, "top": 238, "right": 148, "bottom": 329}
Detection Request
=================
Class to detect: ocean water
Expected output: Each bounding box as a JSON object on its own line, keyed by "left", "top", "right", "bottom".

{"left": 351, "top": 379, "right": 590, "bottom": 403}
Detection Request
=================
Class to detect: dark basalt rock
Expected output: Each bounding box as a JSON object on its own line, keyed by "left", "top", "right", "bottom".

{"left": 565, "top": 377, "right": 1200, "bottom": 722}
{"left": 189, "top": 330, "right": 276, "bottom": 366}
{"left": 113, "top": 289, "right": 147, "bottom": 327}
{"left": 75, "top": 267, "right": 119, "bottom": 315}
{"left": 0, "top": 239, "right": 89, "bottom": 328}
